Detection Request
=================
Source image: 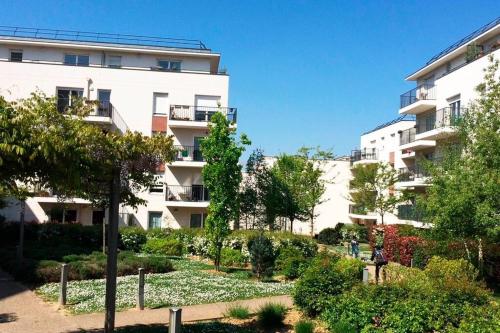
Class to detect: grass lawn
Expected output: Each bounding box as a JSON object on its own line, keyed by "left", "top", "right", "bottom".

{"left": 35, "top": 257, "right": 293, "bottom": 314}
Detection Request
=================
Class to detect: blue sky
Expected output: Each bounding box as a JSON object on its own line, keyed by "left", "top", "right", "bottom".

{"left": 1, "top": 1, "right": 499, "bottom": 160}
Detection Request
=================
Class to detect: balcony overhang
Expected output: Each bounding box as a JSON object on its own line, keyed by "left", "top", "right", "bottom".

{"left": 85, "top": 115, "right": 113, "bottom": 125}
{"left": 399, "top": 100, "right": 437, "bottom": 115}
{"left": 395, "top": 179, "right": 430, "bottom": 189}
{"left": 415, "top": 127, "right": 457, "bottom": 141}
{"left": 399, "top": 139, "right": 436, "bottom": 151}
{"left": 348, "top": 213, "right": 378, "bottom": 220}
{"left": 34, "top": 196, "right": 91, "bottom": 204}
{"left": 401, "top": 151, "right": 416, "bottom": 159}
{"left": 165, "top": 201, "right": 209, "bottom": 208}
{"left": 169, "top": 161, "right": 206, "bottom": 168}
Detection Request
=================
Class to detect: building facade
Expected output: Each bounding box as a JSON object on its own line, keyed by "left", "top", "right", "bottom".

{"left": 0, "top": 27, "right": 237, "bottom": 229}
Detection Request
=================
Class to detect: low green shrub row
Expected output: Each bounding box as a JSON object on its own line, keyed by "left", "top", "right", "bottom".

{"left": 317, "top": 223, "right": 368, "bottom": 245}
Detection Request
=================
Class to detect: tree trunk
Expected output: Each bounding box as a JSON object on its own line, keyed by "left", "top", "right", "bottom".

{"left": 380, "top": 213, "right": 384, "bottom": 225}
{"left": 478, "top": 237, "right": 484, "bottom": 274}
{"left": 290, "top": 218, "right": 294, "bottom": 234}
{"left": 104, "top": 168, "right": 120, "bottom": 333}
{"left": 309, "top": 207, "right": 315, "bottom": 237}
{"left": 17, "top": 200, "right": 26, "bottom": 265}
{"left": 463, "top": 240, "right": 471, "bottom": 262}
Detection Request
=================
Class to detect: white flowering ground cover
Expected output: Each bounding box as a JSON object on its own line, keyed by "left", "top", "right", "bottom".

{"left": 36, "top": 258, "right": 293, "bottom": 314}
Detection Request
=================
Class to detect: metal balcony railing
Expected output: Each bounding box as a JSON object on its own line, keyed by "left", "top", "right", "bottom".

{"left": 173, "top": 145, "right": 204, "bottom": 162}
{"left": 350, "top": 148, "right": 377, "bottom": 163}
{"left": 169, "top": 105, "right": 237, "bottom": 123}
{"left": 398, "top": 165, "right": 429, "bottom": 182}
{"left": 400, "top": 83, "right": 436, "bottom": 108}
{"left": 416, "top": 107, "right": 468, "bottom": 134}
{"left": 398, "top": 204, "right": 424, "bottom": 222}
{"left": 165, "top": 185, "right": 209, "bottom": 202}
{"left": 399, "top": 127, "right": 416, "bottom": 145}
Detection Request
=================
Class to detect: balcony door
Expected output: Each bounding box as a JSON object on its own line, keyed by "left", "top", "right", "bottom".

{"left": 195, "top": 95, "right": 220, "bottom": 121}
{"left": 193, "top": 137, "right": 204, "bottom": 161}
{"left": 449, "top": 100, "right": 461, "bottom": 125}
{"left": 97, "top": 89, "right": 111, "bottom": 116}
{"left": 57, "top": 88, "right": 83, "bottom": 113}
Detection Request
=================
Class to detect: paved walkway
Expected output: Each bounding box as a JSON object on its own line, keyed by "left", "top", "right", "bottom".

{"left": 0, "top": 270, "right": 292, "bottom": 333}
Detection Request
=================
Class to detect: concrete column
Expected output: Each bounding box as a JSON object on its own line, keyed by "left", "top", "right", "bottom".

{"left": 410, "top": 258, "right": 414, "bottom": 268}
{"left": 362, "top": 267, "right": 369, "bottom": 284}
{"left": 59, "top": 263, "right": 69, "bottom": 305}
{"left": 137, "top": 268, "right": 145, "bottom": 310}
{"left": 169, "top": 307, "right": 182, "bottom": 333}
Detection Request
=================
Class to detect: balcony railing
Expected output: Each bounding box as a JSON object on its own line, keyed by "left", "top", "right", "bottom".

{"left": 416, "top": 107, "right": 468, "bottom": 134}
{"left": 398, "top": 204, "right": 424, "bottom": 222}
{"left": 169, "top": 105, "right": 237, "bottom": 123}
{"left": 349, "top": 205, "right": 371, "bottom": 215}
{"left": 400, "top": 83, "right": 436, "bottom": 108}
{"left": 165, "top": 185, "right": 209, "bottom": 202}
{"left": 350, "top": 148, "right": 377, "bottom": 163}
{"left": 398, "top": 165, "right": 429, "bottom": 182}
{"left": 173, "top": 145, "right": 204, "bottom": 162}
{"left": 399, "top": 127, "right": 416, "bottom": 145}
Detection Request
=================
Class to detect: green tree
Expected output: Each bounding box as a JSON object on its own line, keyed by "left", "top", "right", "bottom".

{"left": 350, "top": 162, "right": 409, "bottom": 225}
{"left": 420, "top": 56, "right": 500, "bottom": 265}
{"left": 201, "top": 112, "right": 250, "bottom": 271}
{"left": 239, "top": 149, "right": 265, "bottom": 229}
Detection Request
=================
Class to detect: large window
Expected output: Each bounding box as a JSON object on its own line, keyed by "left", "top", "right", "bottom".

{"left": 190, "top": 214, "right": 202, "bottom": 228}
{"left": 57, "top": 88, "right": 84, "bottom": 113}
{"left": 148, "top": 212, "right": 163, "bottom": 229}
{"left": 10, "top": 50, "right": 23, "bottom": 62}
{"left": 64, "top": 54, "right": 90, "bottom": 66}
{"left": 157, "top": 60, "right": 181, "bottom": 71}
{"left": 107, "top": 55, "right": 122, "bottom": 68}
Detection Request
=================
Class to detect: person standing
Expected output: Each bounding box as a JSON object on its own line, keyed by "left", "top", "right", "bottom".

{"left": 350, "top": 237, "right": 360, "bottom": 259}
{"left": 371, "top": 245, "right": 388, "bottom": 284}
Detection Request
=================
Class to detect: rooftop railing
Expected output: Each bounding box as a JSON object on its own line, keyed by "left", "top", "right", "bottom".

{"left": 165, "top": 185, "right": 209, "bottom": 202}
{"left": 350, "top": 148, "right": 377, "bottom": 163}
{"left": 400, "top": 83, "right": 436, "bottom": 109}
{"left": 399, "top": 127, "right": 416, "bottom": 145}
{"left": 173, "top": 145, "right": 204, "bottom": 162}
{"left": 0, "top": 26, "right": 208, "bottom": 50}
{"left": 416, "top": 107, "right": 468, "bottom": 134}
{"left": 169, "top": 105, "right": 237, "bottom": 123}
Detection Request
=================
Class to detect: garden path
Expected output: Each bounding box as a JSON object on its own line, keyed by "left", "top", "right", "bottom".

{"left": 0, "top": 270, "right": 293, "bottom": 333}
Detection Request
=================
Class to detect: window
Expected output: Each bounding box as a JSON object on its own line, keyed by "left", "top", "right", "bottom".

{"left": 57, "top": 88, "right": 84, "bottom": 113}
{"left": 107, "top": 55, "right": 122, "bottom": 68}
{"left": 148, "top": 212, "right": 162, "bottom": 229}
{"left": 190, "top": 214, "right": 202, "bottom": 228}
{"left": 153, "top": 93, "right": 169, "bottom": 114}
{"left": 157, "top": 60, "right": 181, "bottom": 71}
{"left": 149, "top": 174, "right": 164, "bottom": 193}
{"left": 10, "top": 50, "right": 23, "bottom": 62}
{"left": 64, "top": 54, "right": 89, "bottom": 66}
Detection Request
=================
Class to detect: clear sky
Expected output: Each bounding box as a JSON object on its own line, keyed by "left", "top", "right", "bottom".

{"left": 1, "top": 0, "right": 499, "bottom": 160}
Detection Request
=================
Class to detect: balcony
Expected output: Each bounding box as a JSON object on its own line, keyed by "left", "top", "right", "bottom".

{"left": 165, "top": 185, "right": 209, "bottom": 208}
{"left": 350, "top": 148, "right": 378, "bottom": 166}
{"left": 170, "top": 145, "right": 205, "bottom": 168}
{"left": 415, "top": 107, "right": 468, "bottom": 140}
{"left": 397, "top": 204, "right": 424, "bottom": 222}
{"left": 397, "top": 165, "right": 429, "bottom": 188}
{"left": 169, "top": 105, "right": 237, "bottom": 128}
{"left": 399, "top": 127, "right": 436, "bottom": 151}
{"left": 348, "top": 205, "right": 377, "bottom": 220}
{"left": 399, "top": 84, "right": 436, "bottom": 115}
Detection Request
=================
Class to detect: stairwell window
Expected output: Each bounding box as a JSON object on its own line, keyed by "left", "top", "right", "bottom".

{"left": 10, "top": 50, "right": 23, "bottom": 62}
{"left": 64, "top": 54, "right": 90, "bottom": 66}
{"left": 157, "top": 60, "right": 181, "bottom": 71}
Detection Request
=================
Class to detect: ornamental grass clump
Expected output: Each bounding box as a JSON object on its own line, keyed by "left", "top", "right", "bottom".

{"left": 225, "top": 304, "right": 251, "bottom": 319}
{"left": 294, "top": 319, "right": 315, "bottom": 333}
{"left": 257, "top": 302, "right": 287, "bottom": 328}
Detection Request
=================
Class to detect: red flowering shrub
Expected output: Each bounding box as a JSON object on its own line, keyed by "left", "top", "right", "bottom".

{"left": 399, "top": 236, "right": 423, "bottom": 266}
{"left": 383, "top": 225, "right": 399, "bottom": 262}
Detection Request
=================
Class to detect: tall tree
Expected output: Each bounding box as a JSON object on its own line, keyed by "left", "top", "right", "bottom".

{"left": 201, "top": 112, "right": 249, "bottom": 271}
{"left": 420, "top": 56, "right": 500, "bottom": 265}
{"left": 240, "top": 149, "right": 265, "bottom": 229}
{"left": 350, "top": 162, "right": 409, "bottom": 225}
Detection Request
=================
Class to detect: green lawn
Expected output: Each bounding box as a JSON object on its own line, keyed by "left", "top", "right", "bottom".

{"left": 36, "top": 257, "right": 292, "bottom": 314}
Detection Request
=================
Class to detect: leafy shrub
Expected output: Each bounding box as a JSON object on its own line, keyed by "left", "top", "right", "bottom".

{"left": 293, "top": 252, "right": 365, "bottom": 316}
{"left": 119, "top": 227, "right": 147, "bottom": 252}
{"left": 220, "top": 248, "right": 247, "bottom": 268}
{"left": 328, "top": 320, "right": 357, "bottom": 333}
{"left": 257, "top": 302, "right": 287, "bottom": 328}
{"left": 142, "top": 238, "right": 183, "bottom": 256}
{"left": 225, "top": 304, "right": 251, "bottom": 319}
{"left": 340, "top": 224, "right": 368, "bottom": 243}
{"left": 275, "top": 247, "right": 309, "bottom": 280}
{"left": 146, "top": 227, "right": 172, "bottom": 240}
{"left": 318, "top": 227, "right": 341, "bottom": 245}
{"left": 36, "top": 260, "right": 62, "bottom": 282}
{"left": 294, "top": 320, "right": 314, "bottom": 333}
{"left": 447, "top": 303, "right": 500, "bottom": 333}
{"left": 62, "top": 254, "right": 86, "bottom": 262}
{"left": 248, "top": 234, "right": 276, "bottom": 279}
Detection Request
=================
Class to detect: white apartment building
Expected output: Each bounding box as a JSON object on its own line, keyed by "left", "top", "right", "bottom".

{"left": 396, "top": 17, "right": 500, "bottom": 220}
{"left": 348, "top": 116, "right": 416, "bottom": 226}
{"left": 0, "top": 26, "right": 237, "bottom": 230}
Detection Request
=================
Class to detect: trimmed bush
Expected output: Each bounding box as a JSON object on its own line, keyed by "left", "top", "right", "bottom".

{"left": 293, "top": 252, "right": 365, "bottom": 316}
{"left": 275, "top": 247, "right": 309, "bottom": 280}
{"left": 294, "top": 320, "right": 314, "bottom": 333}
{"left": 142, "top": 238, "right": 183, "bottom": 256}
{"left": 119, "top": 227, "right": 147, "bottom": 252}
{"left": 225, "top": 304, "right": 251, "bottom": 319}
{"left": 318, "top": 227, "right": 342, "bottom": 245}
{"left": 340, "top": 224, "right": 368, "bottom": 243}
{"left": 248, "top": 234, "right": 276, "bottom": 279}
{"left": 257, "top": 302, "right": 287, "bottom": 328}
{"left": 220, "top": 248, "right": 247, "bottom": 268}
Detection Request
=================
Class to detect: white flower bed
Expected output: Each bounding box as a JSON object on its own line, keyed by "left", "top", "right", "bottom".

{"left": 36, "top": 269, "right": 293, "bottom": 314}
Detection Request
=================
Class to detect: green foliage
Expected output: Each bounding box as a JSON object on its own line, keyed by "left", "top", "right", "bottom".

{"left": 225, "top": 304, "right": 251, "bottom": 319}
{"left": 142, "top": 238, "right": 183, "bottom": 256}
{"left": 317, "top": 227, "right": 342, "bottom": 245}
{"left": 248, "top": 234, "right": 276, "bottom": 279}
{"left": 340, "top": 223, "right": 369, "bottom": 243}
{"left": 293, "top": 252, "right": 365, "bottom": 316}
{"left": 119, "top": 227, "right": 147, "bottom": 252}
{"left": 294, "top": 320, "right": 315, "bottom": 333}
{"left": 256, "top": 302, "right": 287, "bottom": 328}
{"left": 275, "top": 246, "right": 309, "bottom": 280}
{"left": 201, "top": 112, "right": 250, "bottom": 270}
{"left": 220, "top": 248, "right": 247, "bottom": 268}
